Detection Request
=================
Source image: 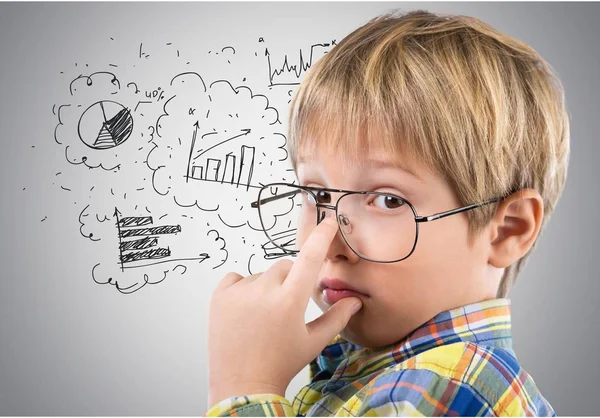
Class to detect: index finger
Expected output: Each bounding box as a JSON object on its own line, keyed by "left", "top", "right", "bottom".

{"left": 283, "top": 215, "right": 339, "bottom": 300}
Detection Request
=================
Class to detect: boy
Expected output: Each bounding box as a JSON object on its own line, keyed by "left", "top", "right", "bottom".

{"left": 206, "top": 9, "right": 569, "bottom": 416}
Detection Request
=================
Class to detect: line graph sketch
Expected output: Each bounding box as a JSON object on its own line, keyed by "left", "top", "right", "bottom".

{"left": 266, "top": 41, "right": 337, "bottom": 87}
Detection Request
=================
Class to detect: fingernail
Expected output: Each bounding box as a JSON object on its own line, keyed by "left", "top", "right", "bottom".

{"left": 351, "top": 301, "right": 362, "bottom": 314}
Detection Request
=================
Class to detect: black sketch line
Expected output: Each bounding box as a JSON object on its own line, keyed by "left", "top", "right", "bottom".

{"left": 185, "top": 122, "right": 200, "bottom": 184}
{"left": 207, "top": 229, "right": 228, "bottom": 269}
{"left": 119, "top": 225, "right": 181, "bottom": 238}
{"left": 170, "top": 71, "right": 207, "bottom": 91}
{"left": 193, "top": 129, "right": 251, "bottom": 161}
{"left": 54, "top": 104, "right": 71, "bottom": 145}
{"left": 92, "top": 252, "right": 208, "bottom": 294}
{"left": 110, "top": 278, "right": 140, "bottom": 292}
{"left": 135, "top": 101, "right": 152, "bottom": 111}
{"left": 266, "top": 42, "right": 336, "bottom": 87}
{"left": 127, "top": 82, "right": 140, "bottom": 94}
{"left": 247, "top": 253, "right": 255, "bottom": 275}
{"left": 209, "top": 79, "right": 281, "bottom": 125}
{"left": 151, "top": 164, "right": 168, "bottom": 196}
{"left": 69, "top": 72, "right": 120, "bottom": 96}
{"left": 61, "top": 186, "right": 71, "bottom": 192}
{"left": 153, "top": 94, "right": 177, "bottom": 139}
{"left": 260, "top": 235, "right": 297, "bottom": 260}
{"left": 139, "top": 43, "right": 150, "bottom": 59}
{"left": 121, "top": 248, "right": 171, "bottom": 264}
{"left": 145, "top": 87, "right": 165, "bottom": 102}
{"left": 118, "top": 216, "right": 152, "bottom": 227}
{"left": 274, "top": 133, "right": 289, "bottom": 162}
{"left": 96, "top": 214, "right": 110, "bottom": 223}
{"left": 114, "top": 207, "right": 125, "bottom": 271}
{"left": 122, "top": 255, "right": 209, "bottom": 270}
{"left": 186, "top": 173, "right": 262, "bottom": 191}
{"left": 65, "top": 145, "right": 121, "bottom": 171}
{"left": 247, "top": 222, "right": 266, "bottom": 232}
{"left": 173, "top": 195, "right": 219, "bottom": 212}
{"left": 222, "top": 46, "right": 236, "bottom": 54}
{"left": 92, "top": 263, "right": 144, "bottom": 294}
{"left": 173, "top": 264, "right": 187, "bottom": 275}
{"left": 78, "top": 100, "right": 134, "bottom": 150}
{"left": 119, "top": 236, "right": 158, "bottom": 251}
{"left": 153, "top": 270, "right": 169, "bottom": 286}
{"left": 79, "top": 205, "right": 100, "bottom": 242}
{"left": 200, "top": 131, "right": 218, "bottom": 140}
{"left": 218, "top": 213, "right": 245, "bottom": 229}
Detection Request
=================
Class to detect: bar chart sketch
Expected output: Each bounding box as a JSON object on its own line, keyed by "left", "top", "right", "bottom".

{"left": 185, "top": 127, "right": 258, "bottom": 191}
{"left": 114, "top": 207, "right": 209, "bottom": 271}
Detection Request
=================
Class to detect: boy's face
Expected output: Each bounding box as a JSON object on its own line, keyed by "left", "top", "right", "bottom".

{"left": 296, "top": 144, "right": 501, "bottom": 349}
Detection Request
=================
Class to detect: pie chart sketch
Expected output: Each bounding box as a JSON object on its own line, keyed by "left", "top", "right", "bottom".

{"left": 78, "top": 100, "right": 134, "bottom": 150}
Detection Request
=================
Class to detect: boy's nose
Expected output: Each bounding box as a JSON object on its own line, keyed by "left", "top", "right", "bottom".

{"left": 317, "top": 210, "right": 361, "bottom": 264}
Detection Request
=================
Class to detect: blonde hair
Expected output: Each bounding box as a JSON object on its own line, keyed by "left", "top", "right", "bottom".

{"left": 287, "top": 9, "right": 570, "bottom": 297}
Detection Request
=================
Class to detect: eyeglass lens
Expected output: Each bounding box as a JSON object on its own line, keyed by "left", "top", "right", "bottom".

{"left": 257, "top": 184, "right": 416, "bottom": 262}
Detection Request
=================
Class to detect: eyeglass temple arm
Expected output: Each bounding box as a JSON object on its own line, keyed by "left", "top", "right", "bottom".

{"left": 414, "top": 197, "right": 504, "bottom": 223}
{"left": 250, "top": 190, "right": 298, "bottom": 208}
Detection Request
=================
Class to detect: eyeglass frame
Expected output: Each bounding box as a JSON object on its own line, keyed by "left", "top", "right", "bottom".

{"left": 251, "top": 182, "right": 508, "bottom": 263}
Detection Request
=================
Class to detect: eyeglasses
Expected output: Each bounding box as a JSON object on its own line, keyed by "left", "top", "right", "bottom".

{"left": 251, "top": 182, "right": 507, "bottom": 263}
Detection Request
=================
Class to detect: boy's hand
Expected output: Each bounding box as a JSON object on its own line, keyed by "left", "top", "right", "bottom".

{"left": 206, "top": 217, "right": 363, "bottom": 408}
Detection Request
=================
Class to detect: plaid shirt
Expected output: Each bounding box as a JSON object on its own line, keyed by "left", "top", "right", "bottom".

{"left": 205, "top": 298, "right": 555, "bottom": 416}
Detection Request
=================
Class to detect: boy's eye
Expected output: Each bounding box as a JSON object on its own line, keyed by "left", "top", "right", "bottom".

{"left": 372, "top": 194, "right": 405, "bottom": 210}
{"left": 315, "top": 190, "right": 332, "bottom": 204}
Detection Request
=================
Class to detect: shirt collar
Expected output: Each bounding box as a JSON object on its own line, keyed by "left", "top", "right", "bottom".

{"left": 310, "top": 298, "right": 513, "bottom": 390}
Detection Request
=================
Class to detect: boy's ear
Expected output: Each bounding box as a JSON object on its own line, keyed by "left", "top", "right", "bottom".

{"left": 487, "top": 188, "right": 544, "bottom": 268}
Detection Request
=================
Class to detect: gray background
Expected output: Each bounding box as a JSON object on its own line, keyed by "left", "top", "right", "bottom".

{"left": 1, "top": 1, "right": 599, "bottom": 416}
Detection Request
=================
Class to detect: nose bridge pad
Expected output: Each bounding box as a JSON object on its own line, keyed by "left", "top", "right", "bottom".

{"left": 317, "top": 205, "right": 335, "bottom": 224}
{"left": 338, "top": 213, "right": 352, "bottom": 234}
{"left": 318, "top": 210, "right": 326, "bottom": 223}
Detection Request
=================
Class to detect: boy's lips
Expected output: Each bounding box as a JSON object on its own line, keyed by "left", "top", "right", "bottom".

{"left": 318, "top": 277, "right": 369, "bottom": 296}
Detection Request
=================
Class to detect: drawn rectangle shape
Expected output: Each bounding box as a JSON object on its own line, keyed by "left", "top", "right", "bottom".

{"left": 120, "top": 247, "right": 171, "bottom": 264}
{"left": 206, "top": 158, "right": 221, "bottom": 181}
{"left": 119, "top": 225, "right": 181, "bottom": 238}
{"left": 238, "top": 145, "right": 255, "bottom": 187}
{"left": 120, "top": 236, "right": 158, "bottom": 251}
{"left": 118, "top": 216, "right": 153, "bottom": 228}
{"left": 192, "top": 165, "right": 203, "bottom": 180}
{"left": 221, "top": 153, "right": 236, "bottom": 184}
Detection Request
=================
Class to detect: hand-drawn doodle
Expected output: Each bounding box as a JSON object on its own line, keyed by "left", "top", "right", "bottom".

{"left": 266, "top": 41, "right": 336, "bottom": 87}
{"left": 51, "top": 38, "right": 325, "bottom": 294}
{"left": 78, "top": 101, "right": 134, "bottom": 150}
{"left": 146, "top": 72, "right": 293, "bottom": 232}
{"left": 83, "top": 202, "right": 227, "bottom": 294}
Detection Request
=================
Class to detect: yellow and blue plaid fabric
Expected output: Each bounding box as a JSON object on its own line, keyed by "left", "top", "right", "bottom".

{"left": 205, "top": 298, "right": 555, "bottom": 416}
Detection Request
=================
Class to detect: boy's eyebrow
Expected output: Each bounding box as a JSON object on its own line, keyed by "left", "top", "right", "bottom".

{"left": 361, "top": 158, "right": 424, "bottom": 183}
{"left": 298, "top": 156, "right": 424, "bottom": 183}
